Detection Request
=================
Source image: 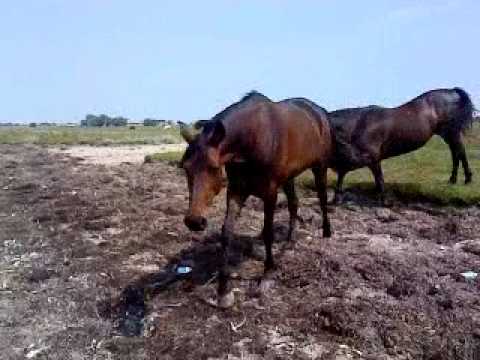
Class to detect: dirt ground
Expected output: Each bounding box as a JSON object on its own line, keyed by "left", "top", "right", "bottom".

{"left": 1, "top": 144, "right": 480, "bottom": 360}
{"left": 49, "top": 144, "right": 186, "bottom": 166}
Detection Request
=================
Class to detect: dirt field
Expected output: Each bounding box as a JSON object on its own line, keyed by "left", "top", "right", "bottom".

{"left": 1, "top": 144, "right": 479, "bottom": 360}
{"left": 49, "top": 144, "right": 186, "bottom": 166}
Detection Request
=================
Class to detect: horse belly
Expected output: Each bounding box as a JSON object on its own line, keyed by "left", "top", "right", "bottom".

{"left": 285, "top": 135, "right": 327, "bottom": 173}
{"left": 383, "top": 140, "right": 427, "bottom": 159}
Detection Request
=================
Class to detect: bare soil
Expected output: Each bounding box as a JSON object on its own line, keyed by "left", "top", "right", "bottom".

{"left": 49, "top": 144, "right": 186, "bottom": 166}
{"left": 1, "top": 144, "right": 479, "bottom": 360}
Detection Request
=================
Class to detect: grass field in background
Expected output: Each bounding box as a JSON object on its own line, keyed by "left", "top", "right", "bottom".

{"left": 300, "top": 133, "right": 480, "bottom": 205}
{"left": 149, "top": 124, "right": 480, "bottom": 205}
{"left": 144, "top": 151, "right": 183, "bottom": 165}
{"left": 0, "top": 125, "right": 182, "bottom": 145}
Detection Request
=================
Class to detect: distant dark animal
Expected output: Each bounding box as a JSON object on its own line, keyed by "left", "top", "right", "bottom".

{"left": 328, "top": 87, "right": 475, "bottom": 204}
{"left": 180, "top": 91, "right": 333, "bottom": 308}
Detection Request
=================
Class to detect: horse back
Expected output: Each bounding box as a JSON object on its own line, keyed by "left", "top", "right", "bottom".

{"left": 267, "top": 99, "right": 333, "bottom": 177}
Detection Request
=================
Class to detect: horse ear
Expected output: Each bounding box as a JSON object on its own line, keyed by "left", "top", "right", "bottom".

{"left": 207, "top": 121, "right": 226, "bottom": 147}
{"left": 179, "top": 123, "right": 195, "bottom": 144}
{"left": 193, "top": 120, "right": 212, "bottom": 130}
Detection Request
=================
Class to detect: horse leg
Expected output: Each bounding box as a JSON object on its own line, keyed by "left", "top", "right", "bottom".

{"left": 258, "top": 189, "right": 278, "bottom": 294}
{"left": 331, "top": 170, "right": 347, "bottom": 205}
{"left": 283, "top": 179, "right": 299, "bottom": 245}
{"left": 217, "top": 189, "right": 245, "bottom": 308}
{"left": 461, "top": 149, "right": 473, "bottom": 184}
{"left": 369, "top": 162, "right": 385, "bottom": 205}
{"left": 444, "top": 138, "right": 460, "bottom": 184}
{"left": 454, "top": 133, "right": 473, "bottom": 184}
{"left": 313, "top": 166, "right": 332, "bottom": 237}
{"left": 443, "top": 132, "right": 473, "bottom": 184}
{"left": 262, "top": 190, "right": 278, "bottom": 273}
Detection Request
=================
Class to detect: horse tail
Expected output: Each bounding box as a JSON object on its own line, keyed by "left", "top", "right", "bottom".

{"left": 452, "top": 87, "right": 475, "bottom": 133}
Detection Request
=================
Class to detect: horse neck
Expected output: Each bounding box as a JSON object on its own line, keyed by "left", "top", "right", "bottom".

{"left": 398, "top": 98, "right": 443, "bottom": 133}
{"left": 220, "top": 114, "right": 265, "bottom": 161}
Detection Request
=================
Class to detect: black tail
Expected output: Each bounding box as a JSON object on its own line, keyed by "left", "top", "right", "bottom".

{"left": 453, "top": 87, "right": 475, "bottom": 133}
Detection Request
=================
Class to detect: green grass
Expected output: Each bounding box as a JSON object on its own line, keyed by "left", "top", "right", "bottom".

{"left": 148, "top": 124, "right": 480, "bottom": 205}
{"left": 0, "top": 125, "right": 182, "bottom": 145}
{"left": 144, "top": 151, "right": 183, "bottom": 165}
{"left": 299, "top": 124, "right": 480, "bottom": 205}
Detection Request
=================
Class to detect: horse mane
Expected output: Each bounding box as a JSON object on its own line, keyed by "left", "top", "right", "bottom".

{"left": 211, "top": 90, "right": 271, "bottom": 124}
{"left": 329, "top": 105, "right": 380, "bottom": 118}
{"left": 404, "top": 88, "right": 475, "bottom": 132}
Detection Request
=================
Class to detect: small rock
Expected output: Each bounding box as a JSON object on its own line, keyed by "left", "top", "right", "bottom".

{"left": 233, "top": 338, "right": 253, "bottom": 349}
{"left": 368, "top": 234, "right": 393, "bottom": 252}
{"left": 85, "top": 235, "right": 108, "bottom": 246}
{"left": 302, "top": 197, "right": 318, "bottom": 206}
{"left": 455, "top": 240, "right": 480, "bottom": 256}
{"left": 26, "top": 345, "right": 50, "bottom": 359}
{"left": 3, "top": 239, "right": 16, "bottom": 247}
{"left": 27, "top": 267, "right": 53, "bottom": 283}
{"left": 84, "top": 220, "right": 109, "bottom": 231}
{"left": 27, "top": 252, "right": 42, "bottom": 260}
{"left": 296, "top": 228, "right": 311, "bottom": 238}
{"left": 375, "top": 208, "right": 397, "bottom": 222}
{"left": 344, "top": 204, "right": 361, "bottom": 212}
{"left": 206, "top": 314, "right": 221, "bottom": 328}
{"left": 301, "top": 343, "right": 328, "bottom": 359}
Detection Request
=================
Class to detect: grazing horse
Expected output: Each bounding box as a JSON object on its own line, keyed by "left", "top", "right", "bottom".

{"left": 179, "top": 91, "right": 333, "bottom": 308}
{"left": 328, "top": 87, "right": 475, "bottom": 204}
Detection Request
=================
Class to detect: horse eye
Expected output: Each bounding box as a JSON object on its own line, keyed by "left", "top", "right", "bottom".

{"left": 208, "top": 163, "right": 221, "bottom": 171}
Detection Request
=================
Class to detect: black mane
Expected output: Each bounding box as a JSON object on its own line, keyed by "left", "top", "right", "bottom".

{"left": 211, "top": 90, "right": 271, "bottom": 124}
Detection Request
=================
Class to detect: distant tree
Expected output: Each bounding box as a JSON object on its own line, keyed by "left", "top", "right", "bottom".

{"left": 29, "top": 122, "right": 37, "bottom": 128}
{"left": 85, "top": 114, "right": 96, "bottom": 126}
{"left": 112, "top": 117, "right": 128, "bottom": 127}
{"left": 81, "top": 114, "right": 128, "bottom": 127}
{"left": 143, "top": 118, "right": 157, "bottom": 126}
{"left": 144, "top": 118, "right": 169, "bottom": 126}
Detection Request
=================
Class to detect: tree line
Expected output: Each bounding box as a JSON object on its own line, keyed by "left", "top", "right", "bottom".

{"left": 80, "top": 114, "right": 177, "bottom": 127}
{"left": 80, "top": 114, "right": 129, "bottom": 127}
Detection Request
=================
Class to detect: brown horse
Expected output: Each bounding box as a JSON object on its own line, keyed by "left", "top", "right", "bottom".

{"left": 328, "top": 87, "right": 475, "bottom": 204}
{"left": 180, "top": 91, "right": 333, "bottom": 308}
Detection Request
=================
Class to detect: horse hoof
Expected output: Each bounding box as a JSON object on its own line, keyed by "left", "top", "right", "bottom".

{"left": 330, "top": 193, "right": 344, "bottom": 205}
{"left": 323, "top": 228, "right": 332, "bottom": 238}
{"left": 448, "top": 177, "right": 457, "bottom": 184}
{"left": 251, "top": 245, "right": 265, "bottom": 261}
{"left": 465, "top": 175, "right": 473, "bottom": 184}
{"left": 217, "top": 291, "right": 235, "bottom": 309}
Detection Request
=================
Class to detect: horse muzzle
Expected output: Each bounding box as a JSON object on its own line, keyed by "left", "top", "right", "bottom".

{"left": 184, "top": 215, "right": 207, "bottom": 232}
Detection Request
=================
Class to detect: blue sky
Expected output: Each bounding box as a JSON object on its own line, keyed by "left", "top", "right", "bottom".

{"left": 1, "top": 1, "right": 479, "bottom": 123}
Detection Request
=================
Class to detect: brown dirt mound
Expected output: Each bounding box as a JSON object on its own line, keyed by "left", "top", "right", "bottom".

{"left": 1, "top": 144, "right": 479, "bottom": 359}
